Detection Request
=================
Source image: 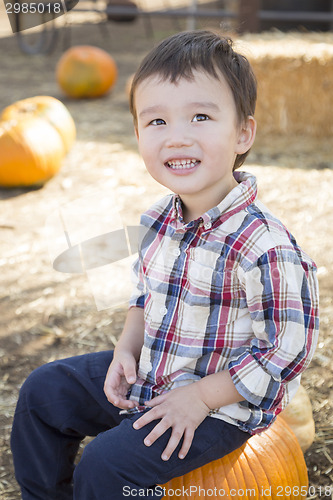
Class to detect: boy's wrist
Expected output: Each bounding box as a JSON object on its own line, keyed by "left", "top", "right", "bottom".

{"left": 195, "top": 370, "right": 245, "bottom": 411}
{"left": 113, "top": 344, "right": 138, "bottom": 362}
{"left": 193, "top": 379, "right": 215, "bottom": 412}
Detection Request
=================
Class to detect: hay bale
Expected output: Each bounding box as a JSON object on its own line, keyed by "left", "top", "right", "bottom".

{"left": 237, "top": 32, "right": 333, "bottom": 138}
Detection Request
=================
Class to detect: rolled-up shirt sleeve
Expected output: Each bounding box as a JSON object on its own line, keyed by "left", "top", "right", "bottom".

{"left": 229, "top": 246, "right": 319, "bottom": 411}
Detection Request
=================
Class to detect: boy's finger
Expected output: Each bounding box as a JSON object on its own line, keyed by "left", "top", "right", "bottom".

{"left": 144, "top": 394, "right": 166, "bottom": 407}
{"left": 112, "top": 396, "right": 136, "bottom": 409}
{"left": 143, "top": 419, "right": 171, "bottom": 449}
{"left": 178, "top": 428, "right": 194, "bottom": 459}
{"left": 124, "top": 364, "right": 137, "bottom": 385}
{"left": 133, "top": 409, "right": 155, "bottom": 430}
{"left": 103, "top": 385, "right": 116, "bottom": 402}
{"left": 160, "top": 427, "right": 184, "bottom": 461}
{"left": 105, "top": 390, "right": 121, "bottom": 405}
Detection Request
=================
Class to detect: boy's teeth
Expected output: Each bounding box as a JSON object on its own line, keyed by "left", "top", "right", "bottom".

{"left": 167, "top": 159, "right": 197, "bottom": 169}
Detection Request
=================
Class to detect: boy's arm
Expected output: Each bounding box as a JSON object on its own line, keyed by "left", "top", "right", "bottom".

{"left": 196, "top": 369, "right": 245, "bottom": 409}
{"left": 228, "top": 247, "right": 319, "bottom": 412}
{"left": 104, "top": 306, "right": 144, "bottom": 409}
{"left": 113, "top": 306, "right": 145, "bottom": 360}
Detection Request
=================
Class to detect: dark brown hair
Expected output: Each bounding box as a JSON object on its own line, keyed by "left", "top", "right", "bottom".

{"left": 129, "top": 30, "right": 257, "bottom": 169}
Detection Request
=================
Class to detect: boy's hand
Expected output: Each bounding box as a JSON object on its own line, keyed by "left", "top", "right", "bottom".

{"left": 104, "top": 352, "right": 137, "bottom": 410}
{"left": 133, "top": 383, "right": 210, "bottom": 461}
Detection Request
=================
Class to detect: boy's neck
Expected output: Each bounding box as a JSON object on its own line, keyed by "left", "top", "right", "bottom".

{"left": 180, "top": 176, "right": 239, "bottom": 224}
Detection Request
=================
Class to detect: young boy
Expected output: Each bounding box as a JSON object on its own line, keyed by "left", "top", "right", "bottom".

{"left": 11, "top": 30, "right": 319, "bottom": 499}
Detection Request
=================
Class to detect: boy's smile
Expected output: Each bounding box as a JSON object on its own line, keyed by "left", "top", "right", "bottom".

{"left": 165, "top": 158, "right": 200, "bottom": 174}
{"left": 134, "top": 70, "right": 255, "bottom": 222}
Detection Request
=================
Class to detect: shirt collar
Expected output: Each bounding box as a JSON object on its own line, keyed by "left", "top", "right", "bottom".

{"left": 171, "top": 171, "right": 257, "bottom": 229}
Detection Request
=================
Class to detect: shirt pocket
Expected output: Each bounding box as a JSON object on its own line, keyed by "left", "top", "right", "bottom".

{"left": 185, "top": 258, "right": 217, "bottom": 299}
{"left": 184, "top": 256, "right": 247, "bottom": 331}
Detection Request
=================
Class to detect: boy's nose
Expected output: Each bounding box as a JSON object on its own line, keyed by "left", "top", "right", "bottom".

{"left": 165, "top": 125, "right": 193, "bottom": 148}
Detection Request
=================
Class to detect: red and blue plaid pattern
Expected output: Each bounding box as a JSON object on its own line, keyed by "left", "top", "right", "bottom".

{"left": 128, "top": 171, "right": 319, "bottom": 434}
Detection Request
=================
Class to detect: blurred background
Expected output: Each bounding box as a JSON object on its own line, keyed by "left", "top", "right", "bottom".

{"left": 0, "top": 1, "right": 332, "bottom": 498}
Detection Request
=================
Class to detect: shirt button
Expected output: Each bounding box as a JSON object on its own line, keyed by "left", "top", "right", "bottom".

{"left": 160, "top": 306, "right": 168, "bottom": 316}
{"left": 204, "top": 221, "right": 212, "bottom": 230}
{"left": 172, "top": 248, "right": 181, "bottom": 256}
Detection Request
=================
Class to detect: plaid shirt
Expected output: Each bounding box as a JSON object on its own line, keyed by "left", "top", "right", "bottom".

{"left": 128, "top": 171, "right": 319, "bottom": 434}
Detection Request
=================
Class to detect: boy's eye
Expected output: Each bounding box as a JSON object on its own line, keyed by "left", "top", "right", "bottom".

{"left": 192, "top": 114, "right": 210, "bottom": 122}
{"left": 149, "top": 118, "right": 166, "bottom": 126}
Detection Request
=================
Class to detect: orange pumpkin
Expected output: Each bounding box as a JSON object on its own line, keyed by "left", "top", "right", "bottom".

{"left": 161, "top": 418, "right": 308, "bottom": 499}
{"left": 0, "top": 117, "right": 65, "bottom": 187}
{"left": 56, "top": 46, "right": 118, "bottom": 98}
{"left": 1, "top": 95, "right": 76, "bottom": 154}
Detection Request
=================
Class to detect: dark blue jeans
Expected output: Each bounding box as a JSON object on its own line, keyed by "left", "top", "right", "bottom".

{"left": 11, "top": 351, "right": 249, "bottom": 500}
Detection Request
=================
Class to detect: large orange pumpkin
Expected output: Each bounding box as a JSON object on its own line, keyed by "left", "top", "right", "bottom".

{"left": 0, "top": 96, "right": 75, "bottom": 187}
{"left": 56, "top": 46, "right": 118, "bottom": 98}
{"left": 0, "top": 116, "right": 65, "bottom": 187}
{"left": 1, "top": 95, "right": 76, "bottom": 154}
{"left": 161, "top": 418, "right": 308, "bottom": 499}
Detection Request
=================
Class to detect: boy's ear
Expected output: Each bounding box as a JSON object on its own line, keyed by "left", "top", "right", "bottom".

{"left": 235, "top": 116, "right": 256, "bottom": 154}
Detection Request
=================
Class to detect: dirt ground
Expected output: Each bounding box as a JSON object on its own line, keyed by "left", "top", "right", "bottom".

{"left": 0, "top": 4, "right": 332, "bottom": 499}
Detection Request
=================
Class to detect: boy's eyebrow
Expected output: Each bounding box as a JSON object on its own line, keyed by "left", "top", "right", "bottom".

{"left": 138, "top": 101, "right": 220, "bottom": 118}
{"left": 189, "top": 101, "right": 220, "bottom": 111}
{"left": 138, "top": 106, "right": 166, "bottom": 118}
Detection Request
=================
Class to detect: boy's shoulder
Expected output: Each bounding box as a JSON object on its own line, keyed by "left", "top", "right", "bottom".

{"left": 235, "top": 198, "right": 316, "bottom": 269}
{"left": 140, "top": 194, "right": 174, "bottom": 226}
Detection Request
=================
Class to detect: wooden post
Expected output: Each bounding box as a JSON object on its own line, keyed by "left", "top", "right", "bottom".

{"left": 186, "top": 0, "right": 198, "bottom": 31}
{"left": 238, "top": 0, "right": 261, "bottom": 33}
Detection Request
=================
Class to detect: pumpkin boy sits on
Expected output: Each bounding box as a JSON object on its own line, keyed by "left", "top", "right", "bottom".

{"left": 11, "top": 30, "right": 319, "bottom": 499}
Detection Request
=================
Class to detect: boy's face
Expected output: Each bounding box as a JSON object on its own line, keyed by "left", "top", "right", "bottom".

{"left": 134, "top": 70, "right": 255, "bottom": 216}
